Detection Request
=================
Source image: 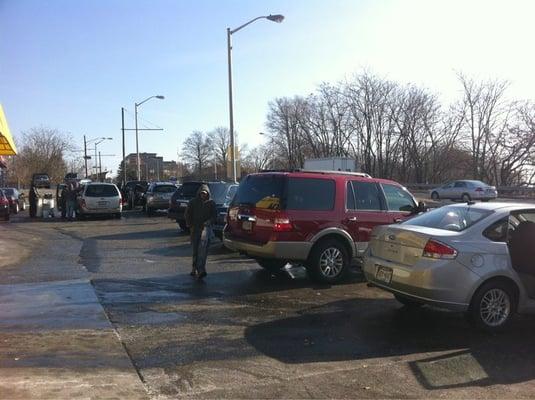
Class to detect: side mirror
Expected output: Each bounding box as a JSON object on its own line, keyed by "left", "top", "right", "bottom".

{"left": 417, "top": 201, "right": 427, "bottom": 213}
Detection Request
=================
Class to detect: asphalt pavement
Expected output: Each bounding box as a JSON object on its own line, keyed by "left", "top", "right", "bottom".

{"left": 1, "top": 209, "right": 535, "bottom": 399}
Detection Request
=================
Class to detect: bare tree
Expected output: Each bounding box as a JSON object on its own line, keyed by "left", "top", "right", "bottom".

{"left": 181, "top": 131, "right": 213, "bottom": 178}
{"left": 209, "top": 126, "right": 230, "bottom": 179}
{"left": 10, "top": 126, "right": 73, "bottom": 185}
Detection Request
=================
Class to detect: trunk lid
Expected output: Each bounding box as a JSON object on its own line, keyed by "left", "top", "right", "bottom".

{"left": 370, "top": 224, "right": 459, "bottom": 266}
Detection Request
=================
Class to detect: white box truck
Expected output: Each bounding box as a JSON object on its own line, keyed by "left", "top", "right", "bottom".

{"left": 303, "top": 157, "right": 358, "bottom": 172}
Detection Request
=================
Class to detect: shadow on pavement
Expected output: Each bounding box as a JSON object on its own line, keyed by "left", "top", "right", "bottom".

{"left": 244, "top": 297, "right": 535, "bottom": 389}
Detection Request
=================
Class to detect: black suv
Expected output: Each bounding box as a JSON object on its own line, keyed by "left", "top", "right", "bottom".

{"left": 32, "top": 173, "right": 51, "bottom": 188}
{"left": 168, "top": 181, "right": 236, "bottom": 232}
{"left": 122, "top": 180, "right": 148, "bottom": 209}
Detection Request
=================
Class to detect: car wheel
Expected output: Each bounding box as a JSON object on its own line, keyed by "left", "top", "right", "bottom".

{"left": 178, "top": 221, "right": 190, "bottom": 233}
{"left": 431, "top": 191, "right": 439, "bottom": 201}
{"left": 462, "top": 193, "right": 471, "bottom": 202}
{"left": 256, "top": 258, "right": 288, "bottom": 272}
{"left": 470, "top": 280, "right": 517, "bottom": 332}
{"left": 13, "top": 203, "right": 19, "bottom": 214}
{"left": 307, "top": 239, "right": 349, "bottom": 284}
{"left": 394, "top": 294, "right": 423, "bottom": 308}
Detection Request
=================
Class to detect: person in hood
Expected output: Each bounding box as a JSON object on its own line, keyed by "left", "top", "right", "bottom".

{"left": 184, "top": 184, "right": 217, "bottom": 280}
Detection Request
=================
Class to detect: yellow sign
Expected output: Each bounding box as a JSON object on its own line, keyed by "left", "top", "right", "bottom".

{"left": 0, "top": 104, "right": 16, "bottom": 155}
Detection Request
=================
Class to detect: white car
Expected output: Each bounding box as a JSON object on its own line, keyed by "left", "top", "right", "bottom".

{"left": 364, "top": 202, "right": 535, "bottom": 332}
{"left": 78, "top": 183, "right": 122, "bottom": 219}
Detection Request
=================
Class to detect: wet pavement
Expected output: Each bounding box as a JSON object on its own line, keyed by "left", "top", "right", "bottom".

{"left": 1, "top": 210, "right": 535, "bottom": 398}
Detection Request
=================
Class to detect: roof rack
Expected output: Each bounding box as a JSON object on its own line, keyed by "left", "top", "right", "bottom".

{"left": 258, "top": 169, "right": 372, "bottom": 178}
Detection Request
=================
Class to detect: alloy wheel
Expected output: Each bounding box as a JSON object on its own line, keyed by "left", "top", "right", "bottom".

{"left": 479, "top": 288, "right": 511, "bottom": 327}
{"left": 319, "top": 247, "right": 343, "bottom": 277}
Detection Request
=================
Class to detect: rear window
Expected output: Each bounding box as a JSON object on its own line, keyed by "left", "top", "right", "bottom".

{"left": 233, "top": 175, "right": 285, "bottom": 209}
{"left": 153, "top": 185, "right": 176, "bottom": 193}
{"left": 179, "top": 183, "right": 202, "bottom": 197}
{"left": 85, "top": 185, "right": 119, "bottom": 197}
{"left": 404, "top": 206, "right": 493, "bottom": 232}
{"left": 287, "top": 178, "right": 335, "bottom": 211}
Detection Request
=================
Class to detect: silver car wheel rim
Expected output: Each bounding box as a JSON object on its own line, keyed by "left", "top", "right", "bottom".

{"left": 319, "top": 247, "right": 343, "bottom": 277}
{"left": 480, "top": 288, "right": 510, "bottom": 327}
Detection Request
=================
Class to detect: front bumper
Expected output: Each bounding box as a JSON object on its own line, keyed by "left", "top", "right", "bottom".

{"left": 363, "top": 253, "right": 479, "bottom": 311}
{"left": 223, "top": 236, "right": 311, "bottom": 261}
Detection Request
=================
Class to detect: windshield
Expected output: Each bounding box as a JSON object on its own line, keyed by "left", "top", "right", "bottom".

{"left": 179, "top": 182, "right": 202, "bottom": 198}
{"left": 85, "top": 185, "right": 119, "bottom": 197}
{"left": 404, "top": 206, "right": 493, "bottom": 232}
{"left": 232, "top": 175, "right": 285, "bottom": 209}
{"left": 208, "top": 183, "right": 230, "bottom": 204}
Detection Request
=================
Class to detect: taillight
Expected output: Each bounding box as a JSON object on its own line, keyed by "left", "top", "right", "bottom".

{"left": 273, "top": 216, "right": 293, "bottom": 232}
{"left": 422, "top": 239, "right": 457, "bottom": 259}
{"left": 475, "top": 187, "right": 484, "bottom": 192}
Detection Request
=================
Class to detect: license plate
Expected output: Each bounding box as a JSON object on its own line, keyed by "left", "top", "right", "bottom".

{"left": 375, "top": 265, "right": 393, "bottom": 284}
{"left": 179, "top": 202, "right": 187, "bottom": 208}
{"left": 97, "top": 202, "right": 108, "bottom": 208}
{"left": 242, "top": 221, "right": 252, "bottom": 231}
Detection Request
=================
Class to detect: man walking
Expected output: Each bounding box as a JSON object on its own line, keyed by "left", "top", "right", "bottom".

{"left": 184, "top": 184, "right": 216, "bottom": 280}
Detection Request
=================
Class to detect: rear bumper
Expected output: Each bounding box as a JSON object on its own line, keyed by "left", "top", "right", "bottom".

{"left": 146, "top": 200, "right": 170, "bottom": 210}
{"left": 363, "top": 253, "right": 478, "bottom": 311}
{"left": 223, "top": 236, "right": 311, "bottom": 261}
{"left": 80, "top": 207, "right": 121, "bottom": 215}
{"left": 472, "top": 192, "right": 498, "bottom": 200}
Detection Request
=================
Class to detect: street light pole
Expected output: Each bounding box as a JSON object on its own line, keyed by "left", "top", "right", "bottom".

{"left": 83, "top": 135, "right": 88, "bottom": 178}
{"left": 134, "top": 95, "right": 165, "bottom": 181}
{"left": 227, "top": 14, "right": 284, "bottom": 183}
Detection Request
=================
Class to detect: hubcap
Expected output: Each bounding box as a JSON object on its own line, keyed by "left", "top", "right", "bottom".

{"left": 319, "top": 247, "right": 343, "bottom": 277}
{"left": 480, "top": 288, "right": 511, "bottom": 327}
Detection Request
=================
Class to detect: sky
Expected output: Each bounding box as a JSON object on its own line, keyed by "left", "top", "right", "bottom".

{"left": 1, "top": 0, "right": 535, "bottom": 176}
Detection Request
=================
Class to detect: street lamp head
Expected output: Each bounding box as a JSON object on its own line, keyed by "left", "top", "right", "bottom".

{"left": 106, "top": 137, "right": 113, "bottom": 140}
{"left": 266, "top": 14, "right": 284, "bottom": 23}
{"left": 156, "top": 95, "right": 165, "bottom": 100}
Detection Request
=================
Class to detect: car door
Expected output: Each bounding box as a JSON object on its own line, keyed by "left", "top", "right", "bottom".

{"left": 343, "top": 180, "right": 391, "bottom": 255}
{"left": 453, "top": 181, "right": 468, "bottom": 199}
{"left": 507, "top": 210, "right": 535, "bottom": 299}
{"left": 380, "top": 183, "right": 417, "bottom": 223}
{"left": 439, "top": 182, "right": 454, "bottom": 199}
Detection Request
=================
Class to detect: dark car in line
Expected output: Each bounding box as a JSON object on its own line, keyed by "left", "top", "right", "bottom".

{"left": 213, "top": 184, "right": 238, "bottom": 239}
{"left": 121, "top": 180, "right": 148, "bottom": 209}
{"left": 223, "top": 170, "right": 424, "bottom": 283}
{"left": 168, "top": 181, "right": 237, "bottom": 233}
{"left": 31, "top": 173, "right": 51, "bottom": 189}
{"left": 0, "top": 189, "right": 11, "bottom": 221}
{"left": 1, "top": 188, "right": 26, "bottom": 214}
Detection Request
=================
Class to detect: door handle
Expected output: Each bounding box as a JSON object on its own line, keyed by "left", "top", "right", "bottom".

{"left": 347, "top": 217, "right": 358, "bottom": 222}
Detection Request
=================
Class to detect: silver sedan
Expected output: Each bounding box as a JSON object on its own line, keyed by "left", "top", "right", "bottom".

{"left": 363, "top": 202, "right": 535, "bottom": 332}
{"left": 430, "top": 180, "right": 497, "bottom": 202}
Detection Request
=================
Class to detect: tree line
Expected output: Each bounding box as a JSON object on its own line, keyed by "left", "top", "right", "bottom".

{"left": 181, "top": 71, "right": 535, "bottom": 186}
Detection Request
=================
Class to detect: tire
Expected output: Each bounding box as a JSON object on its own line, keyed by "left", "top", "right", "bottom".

{"left": 462, "top": 193, "right": 471, "bottom": 202}
{"left": 431, "top": 191, "right": 439, "bottom": 201}
{"left": 306, "top": 239, "right": 349, "bottom": 284}
{"left": 394, "top": 294, "right": 423, "bottom": 308}
{"left": 469, "top": 280, "right": 517, "bottom": 332}
{"left": 178, "top": 221, "right": 190, "bottom": 233}
{"left": 256, "top": 258, "right": 288, "bottom": 272}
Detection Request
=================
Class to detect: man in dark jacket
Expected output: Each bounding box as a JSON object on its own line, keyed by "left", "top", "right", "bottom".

{"left": 184, "top": 184, "right": 216, "bottom": 280}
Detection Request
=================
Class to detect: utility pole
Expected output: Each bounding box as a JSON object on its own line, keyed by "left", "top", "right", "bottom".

{"left": 122, "top": 107, "right": 126, "bottom": 187}
{"left": 83, "top": 135, "right": 88, "bottom": 178}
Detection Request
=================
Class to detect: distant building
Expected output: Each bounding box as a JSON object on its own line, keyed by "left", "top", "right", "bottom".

{"left": 125, "top": 153, "right": 178, "bottom": 181}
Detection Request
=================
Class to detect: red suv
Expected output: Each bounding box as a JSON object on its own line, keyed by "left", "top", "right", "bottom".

{"left": 223, "top": 171, "right": 423, "bottom": 283}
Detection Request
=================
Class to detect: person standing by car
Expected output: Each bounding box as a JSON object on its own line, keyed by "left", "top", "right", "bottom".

{"left": 65, "top": 181, "right": 79, "bottom": 221}
{"left": 184, "top": 185, "right": 216, "bottom": 280}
